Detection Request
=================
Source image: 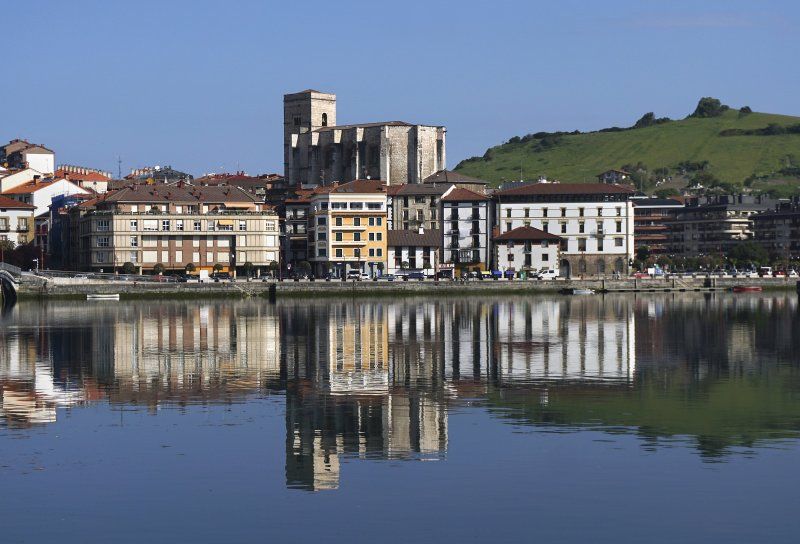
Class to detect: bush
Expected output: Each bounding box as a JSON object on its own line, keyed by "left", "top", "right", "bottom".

{"left": 213, "top": 263, "right": 224, "bottom": 273}
{"left": 633, "top": 112, "right": 670, "bottom": 129}
{"left": 152, "top": 263, "right": 165, "bottom": 275}
{"left": 121, "top": 262, "right": 136, "bottom": 274}
{"left": 185, "top": 263, "right": 196, "bottom": 273}
{"left": 655, "top": 188, "right": 680, "bottom": 198}
{"left": 739, "top": 106, "right": 752, "bottom": 115}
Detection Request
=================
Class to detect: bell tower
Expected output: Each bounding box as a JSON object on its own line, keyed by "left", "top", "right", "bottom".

{"left": 283, "top": 90, "right": 337, "bottom": 184}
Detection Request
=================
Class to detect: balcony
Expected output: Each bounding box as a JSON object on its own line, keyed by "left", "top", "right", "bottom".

{"left": 0, "top": 225, "right": 9, "bottom": 232}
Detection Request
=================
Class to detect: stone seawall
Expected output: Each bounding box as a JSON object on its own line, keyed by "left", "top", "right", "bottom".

{"left": 16, "top": 276, "right": 800, "bottom": 300}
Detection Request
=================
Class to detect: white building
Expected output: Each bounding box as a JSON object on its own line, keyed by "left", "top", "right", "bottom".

{"left": 387, "top": 227, "right": 441, "bottom": 275}
{"left": 494, "top": 183, "right": 635, "bottom": 277}
{"left": 0, "top": 168, "right": 42, "bottom": 193}
{"left": 494, "top": 226, "right": 561, "bottom": 275}
{"left": 440, "top": 187, "right": 491, "bottom": 274}
{"left": 0, "top": 195, "right": 35, "bottom": 246}
{"left": 1, "top": 139, "right": 55, "bottom": 174}
{"left": 2, "top": 176, "right": 89, "bottom": 218}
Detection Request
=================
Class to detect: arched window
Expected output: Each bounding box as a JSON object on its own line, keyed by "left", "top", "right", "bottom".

{"left": 597, "top": 259, "right": 606, "bottom": 275}
{"left": 322, "top": 113, "right": 328, "bottom": 127}
{"left": 578, "top": 259, "right": 587, "bottom": 274}
{"left": 614, "top": 257, "right": 624, "bottom": 272}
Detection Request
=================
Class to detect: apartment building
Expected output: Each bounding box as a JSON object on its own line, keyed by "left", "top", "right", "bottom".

{"left": 284, "top": 190, "right": 312, "bottom": 268}
{"left": 0, "top": 195, "right": 35, "bottom": 246}
{"left": 308, "top": 180, "right": 388, "bottom": 278}
{"left": 1, "top": 139, "right": 55, "bottom": 174}
{"left": 74, "top": 184, "right": 280, "bottom": 274}
{"left": 630, "top": 196, "right": 684, "bottom": 255}
{"left": 387, "top": 227, "right": 442, "bottom": 275}
{"left": 440, "top": 187, "right": 491, "bottom": 274}
{"left": 670, "top": 195, "right": 774, "bottom": 256}
{"left": 752, "top": 201, "right": 800, "bottom": 260}
{"left": 494, "top": 182, "right": 635, "bottom": 277}
{"left": 386, "top": 183, "right": 452, "bottom": 231}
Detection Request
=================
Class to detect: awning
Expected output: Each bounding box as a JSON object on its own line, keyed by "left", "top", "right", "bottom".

{"left": 223, "top": 203, "right": 251, "bottom": 209}
{"left": 216, "top": 219, "right": 234, "bottom": 226}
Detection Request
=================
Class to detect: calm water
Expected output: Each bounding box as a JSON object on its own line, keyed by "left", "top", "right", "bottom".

{"left": 1, "top": 294, "right": 799, "bottom": 543}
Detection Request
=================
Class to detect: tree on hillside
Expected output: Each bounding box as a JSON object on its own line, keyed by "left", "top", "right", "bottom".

{"left": 655, "top": 188, "right": 681, "bottom": 199}
{"left": 690, "top": 97, "right": 729, "bottom": 118}
{"left": 739, "top": 106, "right": 752, "bottom": 115}
{"left": 633, "top": 112, "right": 671, "bottom": 129}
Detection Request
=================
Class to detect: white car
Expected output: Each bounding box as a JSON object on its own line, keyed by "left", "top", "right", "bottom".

{"left": 536, "top": 269, "right": 559, "bottom": 280}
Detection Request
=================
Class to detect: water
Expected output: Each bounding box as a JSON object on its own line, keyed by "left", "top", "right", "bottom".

{"left": 1, "top": 294, "right": 799, "bottom": 543}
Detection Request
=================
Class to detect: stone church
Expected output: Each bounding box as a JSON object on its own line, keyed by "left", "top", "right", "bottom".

{"left": 283, "top": 89, "right": 446, "bottom": 187}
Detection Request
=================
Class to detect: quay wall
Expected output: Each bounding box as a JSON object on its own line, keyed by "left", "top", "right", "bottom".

{"left": 15, "top": 276, "right": 800, "bottom": 300}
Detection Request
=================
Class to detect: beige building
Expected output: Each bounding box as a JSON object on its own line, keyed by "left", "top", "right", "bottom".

{"left": 0, "top": 195, "right": 35, "bottom": 246}
{"left": 283, "top": 90, "right": 446, "bottom": 187}
{"left": 308, "top": 179, "right": 388, "bottom": 278}
{"left": 75, "top": 185, "right": 280, "bottom": 274}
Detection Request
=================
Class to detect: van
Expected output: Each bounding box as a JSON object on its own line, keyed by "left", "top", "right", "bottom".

{"left": 536, "top": 269, "right": 559, "bottom": 280}
{"left": 758, "top": 266, "right": 773, "bottom": 277}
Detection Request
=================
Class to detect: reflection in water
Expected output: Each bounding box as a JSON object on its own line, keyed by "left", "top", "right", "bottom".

{"left": 2, "top": 294, "right": 800, "bottom": 489}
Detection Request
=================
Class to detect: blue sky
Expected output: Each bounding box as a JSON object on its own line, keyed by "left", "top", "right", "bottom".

{"left": 4, "top": 0, "right": 798, "bottom": 177}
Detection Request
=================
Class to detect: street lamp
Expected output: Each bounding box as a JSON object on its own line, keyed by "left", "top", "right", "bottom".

{"left": 32, "top": 258, "right": 39, "bottom": 272}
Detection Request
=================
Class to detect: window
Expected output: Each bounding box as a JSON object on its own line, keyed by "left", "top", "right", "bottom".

{"left": 143, "top": 219, "right": 158, "bottom": 231}
{"left": 293, "top": 115, "right": 301, "bottom": 126}
{"left": 129, "top": 252, "right": 138, "bottom": 263}
{"left": 335, "top": 232, "right": 343, "bottom": 242}
{"left": 523, "top": 220, "right": 530, "bottom": 227}
{"left": 332, "top": 202, "right": 346, "bottom": 210}
{"left": 162, "top": 220, "right": 170, "bottom": 231}
{"left": 579, "top": 207, "right": 584, "bottom": 217}
{"left": 193, "top": 221, "right": 201, "bottom": 231}
{"left": 321, "top": 113, "right": 328, "bottom": 127}
{"left": 368, "top": 217, "right": 375, "bottom": 226}
{"left": 542, "top": 221, "right": 549, "bottom": 232}
{"left": 541, "top": 240, "right": 549, "bottom": 248}
{"left": 542, "top": 253, "right": 549, "bottom": 262}
{"left": 353, "top": 232, "right": 361, "bottom": 242}
{"left": 353, "top": 217, "right": 361, "bottom": 227}
{"left": 598, "top": 207, "right": 603, "bottom": 217}
{"left": 376, "top": 232, "right": 382, "bottom": 241}
{"left": 207, "top": 220, "right": 216, "bottom": 231}
{"left": 508, "top": 253, "right": 515, "bottom": 262}
{"left": 176, "top": 220, "right": 184, "bottom": 231}
{"left": 506, "top": 222, "right": 512, "bottom": 232}
{"left": 369, "top": 232, "right": 375, "bottom": 241}
{"left": 615, "top": 237, "right": 624, "bottom": 247}
{"left": 376, "top": 249, "right": 382, "bottom": 257}
{"left": 175, "top": 206, "right": 182, "bottom": 214}
{"left": 96, "top": 252, "right": 106, "bottom": 263}
{"left": 265, "top": 221, "right": 276, "bottom": 231}
{"left": 578, "top": 238, "right": 586, "bottom": 251}
{"left": 524, "top": 208, "right": 530, "bottom": 218}
{"left": 354, "top": 248, "right": 361, "bottom": 258}
{"left": 335, "top": 217, "right": 343, "bottom": 226}
{"left": 131, "top": 205, "right": 138, "bottom": 213}
{"left": 350, "top": 202, "right": 363, "bottom": 210}
{"left": 561, "top": 222, "right": 567, "bottom": 234}
{"left": 367, "top": 203, "right": 381, "bottom": 210}
{"left": 543, "top": 208, "right": 548, "bottom": 218}
{"left": 415, "top": 196, "right": 425, "bottom": 204}
{"left": 561, "top": 208, "right": 567, "bottom": 217}
{"left": 335, "top": 248, "right": 343, "bottom": 258}
{"left": 318, "top": 248, "right": 327, "bottom": 257}
{"left": 616, "top": 220, "right": 622, "bottom": 233}
{"left": 96, "top": 219, "right": 110, "bottom": 232}
{"left": 317, "top": 232, "right": 327, "bottom": 241}
{"left": 579, "top": 222, "right": 585, "bottom": 233}
{"left": 417, "top": 209, "right": 424, "bottom": 221}
{"left": 130, "top": 236, "right": 138, "bottom": 247}
{"left": 317, "top": 217, "right": 327, "bottom": 226}
{"left": 130, "top": 220, "right": 138, "bottom": 231}
{"left": 506, "top": 209, "right": 511, "bottom": 218}
{"left": 616, "top": 207, "right": 622, "bottom": 217}
{"left": 239, "top": 220, "right": 247, "bottom": 231}
{"left": 97, "top": 236, "right": 110, "bottom": 247}
{"left": 369, "top": 248, "right": 375, "bottom": 257}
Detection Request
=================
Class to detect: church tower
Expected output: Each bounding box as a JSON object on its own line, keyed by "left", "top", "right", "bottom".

{"left": 283, "top": 90, "right": 337, "bottom": 185}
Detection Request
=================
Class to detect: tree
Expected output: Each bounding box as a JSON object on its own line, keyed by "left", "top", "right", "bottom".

{"left": 267, "top": 261, "right": 279, "bottom": 272}
{"left": 401, "top": 261, "right": 410, "bottom": 270}
{"left": 297, "top": 261, "right": 311, "bottom": 274}
{"left": 152, "top": 263, "right": 165, "bottom": 275}
{"left": 242, "top": 261, "right": 254, "bottom": 278}
{"left": 728, "top": 242, "right": 769, "bottom": 267}
{"left": 636, "top": 246, "right": 651, "bottom": 263}
{"left": 690, "top": 97, "right": 729, "bottom": 118}
{"left": 739, "top": 106, "right": 752, "bottom": 115}
{"left": 185, "top": 263, "right": 196, "bottom": 273}
{"left": 655, "top": 188, "right": 680, "bottom": 199}
{"left": 213, "top": 263, "right": 224, "bottom": 273}
{"left": 121, "top": 262, "right": 136, "bottom": 274}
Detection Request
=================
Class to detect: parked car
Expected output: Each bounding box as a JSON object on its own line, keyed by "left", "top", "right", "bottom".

{"left": 407, "top": 271, "right": 425, "bottom": 280}
{"left": 380, "top": 274, "right": 396, "bottom": 282}
{"left": 759, "top": 266, "right": 773, "bottom": 277}
{"left": 346, "top": 270, "right": 368, "bottom": 281}
{"left": 789, "top": 269, "right": 799, "bottom": 278}
{"left": 535, "top": 269, "right": 559, "bottom": 280}
{"left": 212, "top": 272, "right": 232, "bottom": 282}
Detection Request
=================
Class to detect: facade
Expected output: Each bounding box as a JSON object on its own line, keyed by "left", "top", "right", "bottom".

{"left": 670, "top": 195, "right": 775, "bottom": 256}
{"left": 283, "top": 191, "right": 312, "bottom": 268}
{"left": 283, "top": 90, "right": 446, "bottom": 187}
{"left": 387, "top": 228, "right": 441, "bottom": 275}
{"left": 1, "top": 139, "right": 55, "bottom": 174}
{"left": 423, "top": 169, "right": 488, "bottom": 194}
{"left": 387, "top": 183, "right": 452, "bottom": 231}
{"left": 752, "top": 202, "right": 800, "bottom": 260}
{"left": 494, "top": 182, "right": 635, "bottom": 277}
{"left": 74, "top": 185, "right": 280, "bottom": 274}
{"left": 195, "top": 172, "right": 285, "bottom": 200}
{"left": 494, "top": 226, "right": 561, "bottom": 274}
{"left": 597, "top": 169, "right": 631, "bottom": 184}
{"left": 440, "top": 187, "right": 491, "bottom": 274}
{"left": 0, "top": 195, "right": 35, "bottom": 246}
{"left": 125, "top": 165, "right": 193, "bottom": 184}
{"left": 308, "top": 180, "right": 388, "bottom": 278}
{"left": 55, "top": 165, "right": 111, "bottom": 194}
{"left": 631, "top": 196, "right": 684, "bottom": 255}
{"left": 0, "top": 168, "right": 42, "bottom": 193}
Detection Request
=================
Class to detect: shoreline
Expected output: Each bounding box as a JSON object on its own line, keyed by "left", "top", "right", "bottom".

{"left": 14, "top": 277, "right": 799, "bottom": 301}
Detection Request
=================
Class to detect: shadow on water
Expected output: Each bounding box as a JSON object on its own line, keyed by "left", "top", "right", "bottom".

{"left": 1, "top": 293, "right": 800, "bottom": 488}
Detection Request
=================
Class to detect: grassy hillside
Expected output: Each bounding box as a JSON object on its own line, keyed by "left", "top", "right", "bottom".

{"left": 455, "top": 107, "right": 800, "bottom": 195}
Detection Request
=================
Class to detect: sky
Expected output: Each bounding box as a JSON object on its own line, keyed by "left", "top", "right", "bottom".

{"left": 3, "top": 0, "right": 799, "bottom": 177}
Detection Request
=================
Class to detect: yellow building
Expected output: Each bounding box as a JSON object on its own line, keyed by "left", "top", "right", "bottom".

{"left": 309, "top": 180, "right": 388, "bottom": 278}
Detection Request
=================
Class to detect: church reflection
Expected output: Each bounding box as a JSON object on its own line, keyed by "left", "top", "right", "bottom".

{"left": 3, "top": 294, "right": 798, "bottom": 487}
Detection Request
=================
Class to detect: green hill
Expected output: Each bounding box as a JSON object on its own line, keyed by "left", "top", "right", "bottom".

{"left": 455, "top": 101, "right": 800, "bottom": 196}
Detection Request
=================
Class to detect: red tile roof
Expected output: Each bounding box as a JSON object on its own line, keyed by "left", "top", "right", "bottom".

{"left": 0, "top": 195, "right": 34, "bottom": 209}
{"left": 54, "top": 169, "right": 110, "bottom": 182}
{"left": 326, "top": 179, "right": 387, "bottom": 194}
{"left": 496, "top": 182, "right": 635, "bottom": 197}
{"left": 442, "top": 187, "right": 489, "bottom": 202}
{"left": 494, "top": 226, "right": 561, "bottom": 242}
{"left": 1, "top": 179, "right": 61, "bottom": 194}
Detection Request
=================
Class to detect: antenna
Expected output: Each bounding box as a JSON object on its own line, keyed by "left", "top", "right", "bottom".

{"left": 117, "top": 156, "right": 122, "bottom": 179}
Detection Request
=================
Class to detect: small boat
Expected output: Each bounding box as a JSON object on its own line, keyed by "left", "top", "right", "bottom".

{"left": 86, "top": 294, "right": 120, "bottom": 301}
{"left": 560, "top": 288, "right": 596, "bottom": 295}
{"left": 732, "top": 286, "right": 762, "bottom": 293}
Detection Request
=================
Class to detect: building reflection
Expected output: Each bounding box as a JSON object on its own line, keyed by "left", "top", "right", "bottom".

{"left": 3, "top": 294, "right": 799, "bottom": 484}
